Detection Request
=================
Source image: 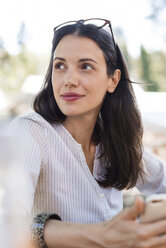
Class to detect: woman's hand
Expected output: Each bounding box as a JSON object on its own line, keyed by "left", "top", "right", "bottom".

{"left": 95, "top": 197, "right": 166, "bottom": 248}
{"left": 44, "top": 197, "right": 166, "bottom": 248}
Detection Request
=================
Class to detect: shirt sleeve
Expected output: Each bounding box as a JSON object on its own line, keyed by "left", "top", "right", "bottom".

{"left": 8, "top": 116, "right": 48, "bottom": 216}
{"left": 136, "top": 149, "right": 166, "bottom": 195}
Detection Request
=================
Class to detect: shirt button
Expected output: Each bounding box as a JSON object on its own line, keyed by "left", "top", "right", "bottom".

{"left": 100, "top": 193, "right": 105, "bottom": 198}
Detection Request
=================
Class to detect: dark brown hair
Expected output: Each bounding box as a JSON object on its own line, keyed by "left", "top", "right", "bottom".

{"left": 33, "top": 22, "right": 144, "bottom": 189}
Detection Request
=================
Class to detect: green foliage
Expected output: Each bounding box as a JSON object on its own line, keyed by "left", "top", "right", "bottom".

{"left": 138, "top": 46, "right": 159, "bottom": 91}
{"left": 0, "top": 46, "right": 39, "bottom": 93}
{"left": 150, "top": 51, "right": 166, "bottom": 91}
{"left": 133, "top": 46, "right": 166, "bottom": 92}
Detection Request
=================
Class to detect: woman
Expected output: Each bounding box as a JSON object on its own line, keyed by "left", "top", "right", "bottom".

{"left": 10, "top": 19, "right": 166, "bottom": 247}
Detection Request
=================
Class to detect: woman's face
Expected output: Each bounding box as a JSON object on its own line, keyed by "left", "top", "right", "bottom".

{"left": 52, "top": 35, "right": 119, "bottom": 119}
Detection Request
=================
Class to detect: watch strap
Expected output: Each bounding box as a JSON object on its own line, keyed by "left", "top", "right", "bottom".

{"left": 31, "top": 213, "right": 61, "bottom": 248}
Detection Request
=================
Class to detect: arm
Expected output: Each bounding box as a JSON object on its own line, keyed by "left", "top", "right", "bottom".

{"left": 8, "top": 117, "right": 44, "bottom": 215}
{"left": 136, "top": 150, "right": 166, "bottom": 195}
{"left": 43, "top": 198, "right": 166, "bottom": 248}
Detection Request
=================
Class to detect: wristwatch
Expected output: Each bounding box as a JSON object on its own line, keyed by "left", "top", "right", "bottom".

{"left": 31, "top": 213, "right": 61, "bottom": 248}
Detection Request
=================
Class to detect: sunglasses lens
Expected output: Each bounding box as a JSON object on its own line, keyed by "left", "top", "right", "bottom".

{"left": 54, "top": 21, "right": 77, "bottom": 31}
{"left": 84, "top": 19, "right": 104, "bottom": 27}
{"left": 84, "top": 19, "right": 110, "bottom": 32}
{"left": 84, "top": 19, "right": 115, "bottom": 47}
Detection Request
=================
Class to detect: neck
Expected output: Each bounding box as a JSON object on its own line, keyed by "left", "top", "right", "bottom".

{"left": 63, "top": 115, "right": 97, "bottom": 151}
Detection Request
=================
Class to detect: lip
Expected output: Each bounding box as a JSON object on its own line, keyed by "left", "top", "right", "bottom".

{"left": 61, "top": 92, "right": 84, "bottom": 102}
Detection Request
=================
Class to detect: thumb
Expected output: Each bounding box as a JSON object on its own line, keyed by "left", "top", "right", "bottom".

{"left": 123, "top": 197, "right": 145, "bottom": 220}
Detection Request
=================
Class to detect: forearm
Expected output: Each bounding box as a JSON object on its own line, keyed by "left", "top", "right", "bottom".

{"left": 44, "top": 220, "right": 102, "bottom": 248}
{"left": 34, "top": 198, "right": 166, "bottom": 248}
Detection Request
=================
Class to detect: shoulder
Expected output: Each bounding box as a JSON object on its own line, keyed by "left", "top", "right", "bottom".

{"left": 9, "top": 111, "right": 54, "bottom": 135}
{"left": 142, "top": 149, "right": 165, "bottom": 168}
{"left": 9, "top": 111, "right": 62, "bottom": 149}
{"left": 8, "top": 112, "right": 56, "bottom": 151}
{"left": 11, "top": 111, "right": 49, "bottom": 127}
{"left": 141, "top": 149, "right": 166, "bottom": 179}
{"left": 8, "top": 112, "right": 55, "bottom": 164}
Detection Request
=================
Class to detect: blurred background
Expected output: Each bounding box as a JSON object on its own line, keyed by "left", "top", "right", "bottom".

{"left": 0, "top": 0, "right": 166, "bottom": 156}
{"left": 0, "top": 0, "right": 165, "bottom": 161}
{"left": 0, "top": 0, "right": 166, "bottom": 246}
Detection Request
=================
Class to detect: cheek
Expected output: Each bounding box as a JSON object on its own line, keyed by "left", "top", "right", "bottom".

{"left": 91, "top": 81, "right": 108, "bottom": 102}
{"left": 52, "top": 74, "right": 61, "bottom": 93}
{"left": 90, "top": 78, "right": 108, "bottom": 95}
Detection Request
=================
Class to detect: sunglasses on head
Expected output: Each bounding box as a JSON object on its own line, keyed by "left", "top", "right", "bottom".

{"left": 54, "top": 18, "right": 116, "bottom": 49}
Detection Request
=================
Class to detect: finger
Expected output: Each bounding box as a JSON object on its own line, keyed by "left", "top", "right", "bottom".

{"left": 144, "top": 233, "right": 166, "bottom": 248}
{"left": 144, "top": 219, "right": 166, "bottom": 237}
{"left": 122, "top": 197, "right": 145, "bottom": 220}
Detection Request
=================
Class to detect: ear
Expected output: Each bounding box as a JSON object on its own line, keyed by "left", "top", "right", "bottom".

{"left": 107, "top": 69, "right": 121, "bottom": 93}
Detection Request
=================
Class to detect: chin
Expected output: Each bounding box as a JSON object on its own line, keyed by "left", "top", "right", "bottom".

{"left": 61, "top": 108, "right": 87, "bottom": 118}
{"left": 60, "top": 106, "right": 82, "bottom": 116}
{"left": 62, "top": 112, "right": 81, "bottom": 117}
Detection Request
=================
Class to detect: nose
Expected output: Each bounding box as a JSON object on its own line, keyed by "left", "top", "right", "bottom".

{"left": 64, "top": 68, "right": 79, "bottom": 88}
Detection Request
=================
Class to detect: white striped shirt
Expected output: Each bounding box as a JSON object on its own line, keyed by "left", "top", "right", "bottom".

{"left": 9, "top": 112, "right": 166, "bottom": 223}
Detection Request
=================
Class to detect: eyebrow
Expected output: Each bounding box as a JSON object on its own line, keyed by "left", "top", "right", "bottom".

{"left": 53, "top": 57, "right": 97, "bottom": 64}
{"left": 79, "top": 58, "right": 97, "bottom": 64}
{"left": 53, "top": 57, "right": 65, "bottom": 61}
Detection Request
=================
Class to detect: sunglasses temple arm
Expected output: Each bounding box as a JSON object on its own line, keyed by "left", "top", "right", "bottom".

{"left": 109, "top": 23, "right": 116, "bottom": 49}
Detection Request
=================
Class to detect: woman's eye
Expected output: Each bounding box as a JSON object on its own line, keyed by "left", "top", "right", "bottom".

{"left": 82, "top": 63, "right": 93, "bottom": 70}
{"left": 54, "top": 63, "right": 66, "bottom": 70}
